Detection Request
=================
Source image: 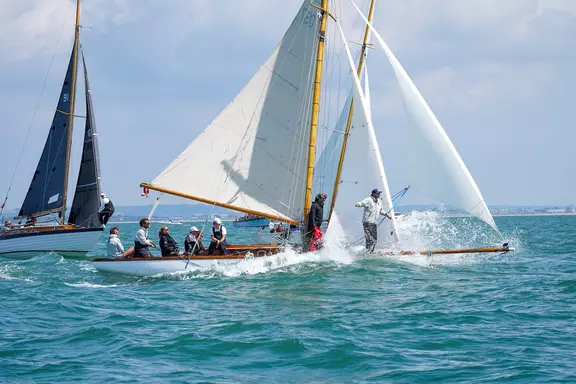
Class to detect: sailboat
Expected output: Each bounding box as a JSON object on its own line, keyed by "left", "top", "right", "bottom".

{"left": 0, "top": 0, "right": 104, "bottom": 259}
{"left": 92, "top": 0, "right": 510, "bottom": 276}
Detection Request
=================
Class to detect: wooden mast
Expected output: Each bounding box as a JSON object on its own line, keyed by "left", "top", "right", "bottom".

{"left": 328, "top": 0, "right": 376, "bottom": 223}
{"left": 61, "top": 0, "right": 81, "bottom": 224}
{"left": 303, "top": 0, "right": 329, "bottom": 227}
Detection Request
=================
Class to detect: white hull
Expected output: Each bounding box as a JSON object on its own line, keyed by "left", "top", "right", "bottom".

{"left": 92, "top": 256, "right": 259, "bottom": 276}
{"left": 0, "top": 228, "right": 104, "bottom": 259}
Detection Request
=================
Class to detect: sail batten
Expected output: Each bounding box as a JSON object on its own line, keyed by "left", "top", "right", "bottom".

{"left": 150, "top": 0, "right": 322, "bottom": 222}
{"left": 350, "top": 0, "right": 499, "bottom": 233}
{"left": 68, "top": 52, "right": 102, "bottom": 228}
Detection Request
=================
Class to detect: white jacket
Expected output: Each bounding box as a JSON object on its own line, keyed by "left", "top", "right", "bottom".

{"left": 356, "top": 197, "right": 388, "bottom": 224}
{"left": 107, "top": 234, "right": 125, "bottom": 259}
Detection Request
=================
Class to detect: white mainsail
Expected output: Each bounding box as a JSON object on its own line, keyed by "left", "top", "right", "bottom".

{"left": 327, "top": 21, "right": 398, "bottom": 247}
{"left": 350, "top": 0, "right": 499, "bottom": 233}
{"left": 149, "top": 1, "right": 322, "bottom": 222}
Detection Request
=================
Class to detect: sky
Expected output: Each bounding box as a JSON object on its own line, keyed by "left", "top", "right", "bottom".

{"left": 0, "top": 0, "right": 574, "bottom": 211}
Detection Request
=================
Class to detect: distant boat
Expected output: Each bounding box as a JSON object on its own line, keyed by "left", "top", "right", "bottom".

{"left": 232, "top": 214, "right": 269, "bottom": 228}
{"left": 155, "top": 219, "right": 183, "bottom": 225}
{"left": 0, "top": 0, "right": 104, "bottom": 259}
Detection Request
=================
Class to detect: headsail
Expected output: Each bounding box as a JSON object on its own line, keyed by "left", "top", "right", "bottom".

{"left": 351, "top": 1, "right": 499, "bottom": 233}
{"left": 18, "top": 49, "right": 77, "bottom": 219}
{"left": 312, "top": 93, "right": 351, "bottom": 219}
{"left": 147, "top": 0, "right": 322, "bottom": 223}
{"left": 327, "top": 21, "right": 398, "bottom": 247}
{"left": 68, "top": 52, "right": 102, "bottom": 228}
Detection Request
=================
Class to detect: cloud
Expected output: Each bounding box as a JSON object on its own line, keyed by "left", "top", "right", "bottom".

{"left": 0, "top": 0, "right": 574, "bottom": 207}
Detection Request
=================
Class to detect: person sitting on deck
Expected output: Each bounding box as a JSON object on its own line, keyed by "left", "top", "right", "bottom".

{"left": 1, "top": 220, "right": 12, "bottom": 234}
{"left": 133, "top": 218, "right": 156, "bottom": 258}
{"left": 23, "top": 217, "right": 37, "bottom": 227}
{"left": 208, "top": 218, "right": 227, "bottom": 255}
{"left": 184, "top": 226, "right": 205, "bottom": 256}
{"left": 106, "top": 227, "right": 133, "bottom": 259}
{"left": 158, "top": 226, "right": 182, "bottom": 257}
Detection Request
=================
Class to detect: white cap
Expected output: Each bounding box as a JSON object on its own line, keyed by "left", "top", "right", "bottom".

{"left": 100, "top": 193, "right": 106, "bottom": 197}
{"left": 213, "top": 217, "right": 222, "bottom": 224}
{"left": 190, "top": 226, "right": 199, "bottom": 232}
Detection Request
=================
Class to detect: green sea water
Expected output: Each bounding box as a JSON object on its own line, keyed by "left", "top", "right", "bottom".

{"left": 1, "top": 215, "right": 575, "bottom": 383}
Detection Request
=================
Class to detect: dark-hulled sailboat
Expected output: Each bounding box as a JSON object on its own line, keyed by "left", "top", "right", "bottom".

{"left": 0, "top": 0, "right": 104, "bottom": 258}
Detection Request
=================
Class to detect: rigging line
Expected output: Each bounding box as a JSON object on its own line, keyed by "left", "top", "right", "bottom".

{"left": 0, "top": 4, "right": 72, "bottom": 217}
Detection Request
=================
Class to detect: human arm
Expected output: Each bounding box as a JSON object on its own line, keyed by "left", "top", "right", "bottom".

{"left": 355, "top": 197, "right": 369, "bottom": 207}
{"left": 116, "top": 239, "right": 125, "bottom": 254}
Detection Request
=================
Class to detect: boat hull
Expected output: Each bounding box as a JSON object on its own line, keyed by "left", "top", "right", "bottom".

{"left": 91, "top": 244, "right": 283, "bottom": 276}
{"left": 0, "top": 226, "right": 104, "bottom": 259}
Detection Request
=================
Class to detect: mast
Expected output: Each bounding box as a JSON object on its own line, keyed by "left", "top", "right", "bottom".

{"left": 328, "top": 0, "right": 376, "bottom": 222}
{"left": 303, "top": 0, "right": 329, "bottom": 226}
{"left": 61, "top": 0, "right": 81, "bottom": 224}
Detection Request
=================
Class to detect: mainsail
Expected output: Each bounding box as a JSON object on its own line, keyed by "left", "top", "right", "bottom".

{"left": 148, "top": 0, "right": 322, "bottom": 223}
{"left": 69, "top": 52, "right": 102, "bottom": 228}
{"left": 18, "top": 49, "right": 77, "bottom": 219}
{"left": 351, "top": 1, "right": 499, "bottom": 233}
{"left": 327, "top": 21, "right": 398, "bottom": 247}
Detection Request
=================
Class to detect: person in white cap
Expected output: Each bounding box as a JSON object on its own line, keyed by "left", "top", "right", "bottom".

{"left": 184, "top": 226, "right": 205, "bottom": 256}
{"left": 355, "top": 188, "right": 392, "bottom": 252}
{"left": 208, "top": 217, "right": 227, "bottom": 255}
{"left": 98, "top": 192, "right": 115, "bottom": 226}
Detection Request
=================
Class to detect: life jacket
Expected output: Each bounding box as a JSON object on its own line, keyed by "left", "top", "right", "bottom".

{"left": 212, "top": 226, "right": 226, "bottom": 242}
{"left": 104, "top": 199, "right": 115, "bottom": 213}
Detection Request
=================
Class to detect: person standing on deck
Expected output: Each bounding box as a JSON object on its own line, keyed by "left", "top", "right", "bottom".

{"left": 99, "top": 193, "right": 115, "bottom": 226}
{"left": 355, "top": 189, "right": 392, "bottom": 253}
{"left": 308, "top": 193, "right": 327, "bottom": 252}
{"left": 133, "top": 218, "right": 156, "bottom": 257}
{"left": 208, "top": 218, "right": 227, "bottom": 255}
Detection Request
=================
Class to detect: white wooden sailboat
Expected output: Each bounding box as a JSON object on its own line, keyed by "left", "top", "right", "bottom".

{"left": 0, "top": 0, "right": 104, "bottom": 259}
{"left": 92, "top": 0, "right": 510, "bottom": 276}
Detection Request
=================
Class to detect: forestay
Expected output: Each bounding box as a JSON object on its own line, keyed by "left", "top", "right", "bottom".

{"left": 327, "top": 21, "right": 398, "bottom": 248}
{"left": 150, "top": 0, "right": 322, "bottom": 222}
{"left": 351, "top": 0, "right": 499, "bottom": 233}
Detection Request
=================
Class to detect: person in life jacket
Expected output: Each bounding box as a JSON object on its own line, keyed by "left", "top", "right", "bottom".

{"left": 208, "top": 217, "right": 227, "bottom": 255}
{"left": 355, "top": 188, "right": 392, "bottom": 253}
{"left": 308, "top": 193, "right": 327, "bottom": 251}
{"left": 99, "top": 193, "right": 115, "bottom": 226}
{"left": 133, "top": 218, "right": 156, "bottom": 258}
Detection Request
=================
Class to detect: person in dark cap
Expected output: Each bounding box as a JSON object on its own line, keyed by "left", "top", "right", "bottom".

{"left": 355, "top": 188, "right": 392, "bottom": 252}
{"left": 307, "top": 192, "right": 327, "bottom": 251}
